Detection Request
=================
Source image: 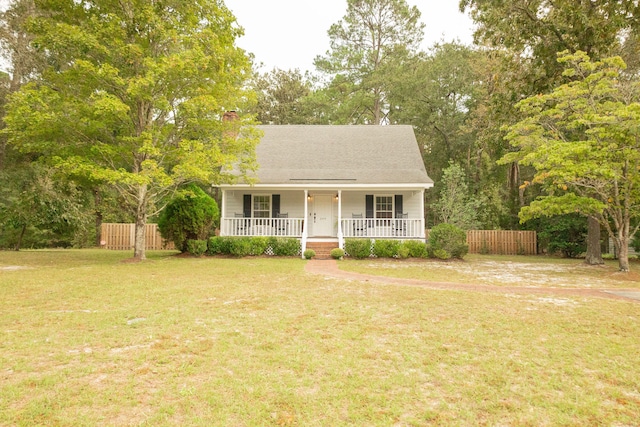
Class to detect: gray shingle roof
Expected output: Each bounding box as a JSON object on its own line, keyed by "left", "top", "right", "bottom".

{"left": 244, "top": 125, "right": 432, "bottom": 186}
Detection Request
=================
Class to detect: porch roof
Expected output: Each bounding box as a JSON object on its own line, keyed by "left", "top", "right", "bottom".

{"left": 225, "top": 125, "right": 433, "bottom": 188}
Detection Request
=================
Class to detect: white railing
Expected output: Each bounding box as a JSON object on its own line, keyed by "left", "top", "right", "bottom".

{"left": 222, "top": 217, "right": 304, "bottom": 237}
{"left": 341, "top": 218, "right": 424, "bottom": 239}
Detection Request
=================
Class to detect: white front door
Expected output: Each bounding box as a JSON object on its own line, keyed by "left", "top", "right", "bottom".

{"left": 311, "top": 195, "right": 333, "bottom": 237}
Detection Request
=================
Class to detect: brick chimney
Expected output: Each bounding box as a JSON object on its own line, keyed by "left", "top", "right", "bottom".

{"left": 222, "top": 110, "right": 240, "bottom": 139}
{"left": 223, "top": 110, "right": 239, "bottom": 122}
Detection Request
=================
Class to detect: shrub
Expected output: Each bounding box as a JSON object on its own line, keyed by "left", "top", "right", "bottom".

{"left": 207, "top": 236, "right": 232, "bottom": 255}
{"left": 400, "top": 240, "right": 428, "bottom": 258}
{"left": 249, "top": 237, "right": 269, "bottom": 256}
{"left": 303, "top": 249, "right": 316, "bottom": 259}
{"left": 535, "top": 214, "right": 587, "bottom": 258}
{"left": 330, "top": 248, "right": 345, "bottom": 260}
{"left": 433, "top": 248, "right": 451, "bottom": 260}
{"left": 344, "top": 238, "right": 371, "bottom": 259}
{"left": 269, "top": 237, "right": 300, "bottom": 256}
{"left": 158, "top": 184, "right": 219, "bottom": 252}
{"left": 186, "top": 239, "right": 207, "bottom": 256}
{"left": 397, "top": 245, "right": 410, "bottom": 259}
{"left": 373, "top": 239, "right": 400, "bottom": 258}
{"left": 429, "top": 223, "right": 468, "bottom": 259}
{"left": 230, "top": 237, "right": 252, "bottom": 257}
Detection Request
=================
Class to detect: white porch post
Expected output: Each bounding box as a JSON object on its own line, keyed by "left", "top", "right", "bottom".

{"left": 301, "top": 189, "right": 309, "bottom": 258}
{"left": 220, "top": 189, "right": 227, "bottom": 236}
{"left": 337, "top": 190, "right": 344, "bottom": 249}
{"left": 420, "top": 189, "right": 426, "bottom": 240}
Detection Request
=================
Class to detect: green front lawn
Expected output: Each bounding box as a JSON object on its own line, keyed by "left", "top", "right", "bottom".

{"left": 1, "top": 250, "right": 639, "bottom": 425}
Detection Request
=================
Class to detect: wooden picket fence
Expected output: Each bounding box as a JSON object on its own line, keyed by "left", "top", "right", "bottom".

{"left": 100, "top": 223, "right": 175, "bottom": 250}
{"left": 426, "top": 229, "right": 537, "bottom": 255}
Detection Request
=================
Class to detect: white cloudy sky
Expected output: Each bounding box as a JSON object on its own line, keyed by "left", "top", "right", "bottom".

{"left": 226, "top": 0, "right": 476, "bottom": 72}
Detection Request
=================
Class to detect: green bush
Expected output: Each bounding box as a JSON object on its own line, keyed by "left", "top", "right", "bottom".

{"left": 433, "top": 248, "right": 451, "bottom": 260}
{"left": 207, "top": 236, "right": 232, "bottom": 255}
{"left": 344, "top": 239, "right": 371, "bottom": 259}
{"left": 303, "top": 249, "right": 316, "bottom": 259}
{"left": 535, "top": 214, "right": 587, "bottom": 258}
{"left": 429, "top": 223, "right": 468, "bottom": 259}
{"left": 186, "top": 239, "right": 207, "bottom": 256}
{"left": 397, "top": 245, "right": 410, "bottom": 259}
{"left": 158, "top": 184, "right": 219, "bottom": 252}
{"left": 401, "top": 240, "right": 428, "bottom": 258}
{"left": 330, "top": 248, "right": 345, "bottom": 260}
{"left": 373, "top": 239, "right": 400, "bottom": 258}
{"left": 269, "top": 237, "right": 300, "bottom": 256}
{"left": 230, "top": 237, "right": 252, "bottom": 257}
{"left": 249, "top": 237, "right": 269, "bottom": 256}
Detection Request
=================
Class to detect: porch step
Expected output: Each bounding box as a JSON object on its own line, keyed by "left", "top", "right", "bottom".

{"left": 305, "top": 241, "right": 340, "bottom": 259}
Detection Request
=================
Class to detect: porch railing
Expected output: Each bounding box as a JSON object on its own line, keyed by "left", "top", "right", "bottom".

{"left": 222, "top": 217, "right": 304, "bottom": 237}
{"left": 341, "top": 218, "right": 424, "bottom": 239}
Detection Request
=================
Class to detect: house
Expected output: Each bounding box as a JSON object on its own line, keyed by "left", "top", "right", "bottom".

{"left": 218, "top": 125, "right": 434, "bottom": 256}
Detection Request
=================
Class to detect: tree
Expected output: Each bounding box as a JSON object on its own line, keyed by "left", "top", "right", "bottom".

{"left": 431, "top": 161, "right": 480, "bottom": 230}
{"left": 461, "top": 0, "right": 640, "bottom": 258}
{"left": 5, "top": 0, "right": 259, "bottom": 260}
{"left": 0, "top": 162, "right": 90, "bottom": 250}
{"left": 502, "top": 52, "right": 640, "bottom": 271}
{"left": 250, "top": 68, "right": 313, "bottom": 124}
{"left": 158, "top": 184, "right": 219, "bottom": 253}
{"left": 314, "top": 0, "right": 424, "bottom": 124}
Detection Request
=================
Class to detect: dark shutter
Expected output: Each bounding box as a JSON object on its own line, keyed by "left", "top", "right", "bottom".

{"left": 272, "top": 194, "right": 280, "bottom": 217}
{"left": 243, "top": 194, "right": 251, "bottom": 218}
{"left": 394, "top": 195, "right": 403, "bottom": 217}
{"left": 365, "top": 195, "right": 374, "bottom": 218}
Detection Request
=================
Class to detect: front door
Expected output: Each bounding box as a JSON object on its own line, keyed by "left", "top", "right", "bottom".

{"left": 311, "top": 195, "right": 333, "bottom": 237}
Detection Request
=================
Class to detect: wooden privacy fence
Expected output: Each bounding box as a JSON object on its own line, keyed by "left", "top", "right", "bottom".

{"left": 101, "top": 223, "right": 175, "bottom": 250}
{"left": 426, "top": 229, "right": 537, "bottom": 255}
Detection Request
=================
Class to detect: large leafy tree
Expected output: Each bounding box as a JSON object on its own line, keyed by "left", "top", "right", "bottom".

{"left": 5, "top": 0, "right": 259, "bottom": 260}
{"left": 314, "top": 0, "right": 424, "bottom": 124}
{"left": 461, "top": 0, "right": 640, "bottom": 259}
{"left": 250, "top": 68, "right": 313, "bottom": 125}
{"left": 502, "top": 52, "right": 640, "bottom": 271}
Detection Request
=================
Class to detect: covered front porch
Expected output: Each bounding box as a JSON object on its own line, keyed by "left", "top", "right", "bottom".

{"left": 219, "top": 187, "right": 427, "bottom": 253}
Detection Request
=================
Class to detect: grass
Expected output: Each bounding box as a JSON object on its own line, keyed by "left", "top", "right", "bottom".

{"left": 338, "top": 254, "right": 640, "bottom": 289}
{"left": 1, "top": 249, "right": 639, "bottom": 426}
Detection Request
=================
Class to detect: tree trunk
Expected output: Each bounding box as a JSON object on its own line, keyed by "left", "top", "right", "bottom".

{"left": 617, "top": 236, "right": 630, "bottom": 272}
{"left": 584, "top": 215, "right": 603, "bottom": 265}
{"left": 133, "top": 184, "right": 147, "bottom": 260}
{"left": 94, "top": 188, "right": 103, "bottom": 247}
{"left": 15, "top": 223, "right": 27, "bottom": 251}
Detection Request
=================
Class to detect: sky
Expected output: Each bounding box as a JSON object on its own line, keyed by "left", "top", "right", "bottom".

{"left": 226, "top": 0, "right": 476, "bottom": 73}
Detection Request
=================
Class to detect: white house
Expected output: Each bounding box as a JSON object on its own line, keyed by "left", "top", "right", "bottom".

{"left": 218, "top": 125, "right": 434, "bottom": 255}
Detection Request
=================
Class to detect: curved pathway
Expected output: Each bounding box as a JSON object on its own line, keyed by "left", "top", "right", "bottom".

{"left": 305, "top": 259, "right": 640, "bottom": 303}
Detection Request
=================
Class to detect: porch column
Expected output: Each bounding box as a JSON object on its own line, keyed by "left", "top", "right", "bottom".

{"left": 337, "top": 190, "right": 344, "bottom": 249}
{"left": 301, "top": 189, "right": 309, "bottom": 259}
{"left": 420, "top": 189, "right": 426, "bottom": 240}
{"left": 221, "top": 189, "right": 227, "bottom": 236}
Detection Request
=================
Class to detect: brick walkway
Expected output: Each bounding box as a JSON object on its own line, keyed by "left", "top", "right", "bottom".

{"left": 305, "top": 259, "right": 640, "bottom": 303}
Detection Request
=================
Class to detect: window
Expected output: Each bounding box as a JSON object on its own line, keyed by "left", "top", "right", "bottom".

{"left": 375, "top": 196, "right": 393, "bottom": 219}
{"left": 253, "top": 195, "right": 270, "bottom": 218}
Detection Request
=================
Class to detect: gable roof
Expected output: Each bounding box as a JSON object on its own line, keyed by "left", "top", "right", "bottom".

{"left": 238, "top": 125, "right": 433, "bottom": 188}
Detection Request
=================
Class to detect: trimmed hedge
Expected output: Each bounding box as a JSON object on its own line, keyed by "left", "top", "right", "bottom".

{"left": 345, "top": 239, "right": 371, "bottom": 259}
{"left": 401, "top": 240, "right": 428, "bottom": 258}
{"left": 268, "top": 237, "right": 300, "bottom": 256}
{"left": 373, "top": 239, "right": 400, "bottom": 258}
